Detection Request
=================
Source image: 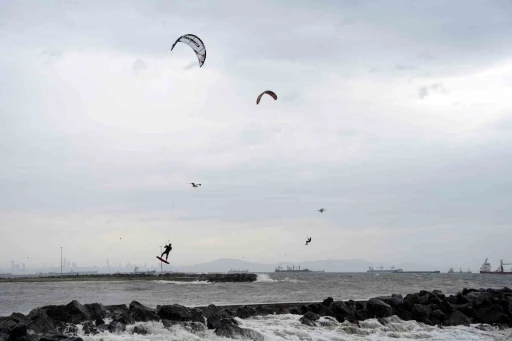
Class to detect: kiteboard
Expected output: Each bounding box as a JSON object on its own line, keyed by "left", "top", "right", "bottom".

{"left": 156, "top": 256, "right": 169, "bottom": 264}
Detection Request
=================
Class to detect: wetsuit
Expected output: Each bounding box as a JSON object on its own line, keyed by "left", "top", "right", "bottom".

{"left": 161, "top": 244, "right": 172, "bottom": 260}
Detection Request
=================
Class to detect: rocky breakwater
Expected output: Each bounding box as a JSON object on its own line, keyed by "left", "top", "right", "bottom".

{"left": 295, "top": 287, "right": 512, "bottom": 329}
{"left": 1, "top": 287, "right": 510, "bottom": 341}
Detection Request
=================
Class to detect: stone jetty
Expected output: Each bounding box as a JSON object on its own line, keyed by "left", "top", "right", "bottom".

{"left": 1, "top": 287, "right": 510, "bottom": 341}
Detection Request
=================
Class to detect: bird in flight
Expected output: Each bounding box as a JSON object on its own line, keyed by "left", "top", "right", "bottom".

{"left": 318, "top": 208, "right": 325, "bottom": 213}
{"left": 189, "top": 183, "right": 202, "bottom": 188}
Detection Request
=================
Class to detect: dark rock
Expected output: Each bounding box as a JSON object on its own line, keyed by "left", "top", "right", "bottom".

{"left": 129, "top": 301, "right": 159, "bottom": 322}
{"left": 94, "top": 318, "right": 104, "bottom": 326}
{"left": 167, "top": 321, "right": 207, "bottom": 334}
{"left": 235, "top": 306, "right": 257, "bottom": 319}
{"left": 56, "top": 323, "right": 77, "bottom": 336}
{"left": 157, "top": 304, "right": 203, "bottom": 323}
{"left": 377, "top": 317, "right": 389, "bottom": 326}
{"left": 443, "top": 311, "right": 471, "bottom": 326}
{"left": 456, "top": 293, "right": 469, "bottom": 305}
{"left": 412, "top": 304, "right": 432, "bottom": 321}
{"left": 430, "top": 309, "right": 446, "bottom": 325}
{"left": 453, "top": 303, "right": 474, "bottom": 318}
{"left": 318, "top": 316, "right": 338, "bottom": 327}
{"left": 440, "top": 301, "right": 454, "bottom": 314}
{"left": 447, "top": 295, "right": 458, "bottom": 305}
{"left": 367, "top": 298, "right": 392, "bottom": 318}
{"left": 9, "top": 324, "right": 28, "bottom": 339}
{"left": 63, "top": 301, "right": 90, "bottom": 324}
{"left": 83, "top": 304, "right": 106, "bottom": 322}
{"left": 108, "top": 321, "right": 126, "bottom": 333}
{"left": 432, "top": 290, "right": 446, "bottom": 300}
{"left": 395, "top": 307, "right": 415, "bottom": 321}
{"left": 462, "top": 288, "right": 477, "bottom": 296}
{"left": 27, "top": 308, "right": 56, "bottom": 335}
{"left": 39, "top": 332, "right": 69, "bottom": 341}
{"left": 289, "top": 308, "right": 301, "bottom": 315}
{"left": 96, "top": 324, "right": 109, "bottom": 333}
{"left": 475, "top": 304, "right": 512, "bottom": 325}
{"left": 61, "top": 338, "right": 82, "bottom": 341}
{"left": 81, "top": 322, "right": 99, "bottom": 336}
{"left": 214, "top": 324, "right": 264, "bottom": 341}
{"left": 330, "top": 301, "right": 355, "bottom": 320}
{"left": 377, "top": 296, "right": 403, "bottom": 308}
{"left": 132, "top": 325, "right": 148, "bottom": 335}
{"left": 355, "top": 309, "right": 375, "bottom": 320}
{"left": 105, "top": 305, "right": 129, "bottom": 319}
{"left": 299, "top": 317, "right": 317, "bottom": 327}
{"left": 465, "top": 292, "right": 493, "bottom": 307}
{"left": 254, "top": 305, "right": 273, "bottom": 316}
{"left": 305, "top": 303, "right": 335, "bottom": 317}
{"left": 322, "top": 297, "right": 334, "bottom": 307}
{"left": 302, "top": 312, "right": 320, "bottom": 321}
{"left": 112, "top": 313, "right": 134, "bottom": 326}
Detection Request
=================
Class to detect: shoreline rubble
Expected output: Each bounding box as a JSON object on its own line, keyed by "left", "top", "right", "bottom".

{"left": 1, "top": 287, "right": 510, "bottom": 340}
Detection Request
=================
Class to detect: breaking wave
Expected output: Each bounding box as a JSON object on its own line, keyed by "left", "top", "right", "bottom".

{"left": 256, "top": 274, "right": 302, "bottom": 283}
{"left": 154, "top": 280, "right": 210, "bottom": 285}
{"left": 77, "top": 315, "right": 512, "bottom": 341}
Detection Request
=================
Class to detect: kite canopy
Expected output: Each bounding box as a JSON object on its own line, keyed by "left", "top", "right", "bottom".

{"left": 171, "top": 34, "right": 206, "bottom": 67}
{"left": 256, "top": 90, "right": 278, "bottom": 105}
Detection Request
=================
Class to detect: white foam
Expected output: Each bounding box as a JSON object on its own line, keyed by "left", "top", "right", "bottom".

{"left": 77, "top": 314, "right": 512, "bottom": 341}
{"left": 154, "top": 280, "right": 210, "bottom": 285}
{"left": 256, "top": 274, "right": 302, "bottom": 283}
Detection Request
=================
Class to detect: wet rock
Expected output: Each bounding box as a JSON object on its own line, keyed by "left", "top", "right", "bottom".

{"left": 39, "top": 332, "right": 69, "bottom": 341}
{"left": 132, "top": 325, "right": 148, "bottom": 335}
{"left": 430, "top": 309, "right": 446, "bottom": 325}
{"left": 302, "top": 312, "right": 320, "bottom": 321}
{"left": 299, "top": 317, "right": 317, "bottom": 327}
{"left": 94, "top": 318, "right": 104, "bottom": 326}
{"left": 305, "top": 303, "right": 335, "bottom": 317}
{"left": 367, "top": 298, "right": 392, "bottom": 318}
{"left": 475, "top": 304, "right": 512, "bottom": 325}
{"left": 235, "top": 306, "right": 257, "bottom": 319}
{"left": 432, "top": 290, "right": 446, "bottom": 300}
{"left": 322, "top": 297, "right": 334, "bottom": 307}
{"left": 377, "top": 295, "right": 403, "bottom": 308}
{"left": 453, "top": 303, "right": 474, "bottom": 318}
{"left": 158, "top": 304, "right": 199, "bottom": 322}
{"left": 443, "top": 311, "right": 471, "bottom": 326}
{"left": 318, "top": 316, "right": 338, "bottom": 327}
{"left": 395, "top": 307, "right": 415, "bottom": 321}
{"left": 355, "top": 309, "right": 375, "bottom": 320}
{"left": 214, "top": 324, "right": 264, "bottom": 341}
{"left": 439, "top": 301, "right": 454, "bottom": 314}
{"left": 163, "top": 320, "right": 207, "bottom": 334}
{"left": 83, "top": 303, "right": 106, "bottom": 322}
{"left": 63, "top": 301, "right": 90, "bottom": 324}
{"left": 412, "top": 304, "right": 432, "bottom": 321}
{"left": 330, "top": 301, "right": 355, "bottom": 321}
{"left": 289, "top": 307, "right": 301, "bottom": 315}
{"left": 254, "top": 305, "right": 273, "bottom": 316}
{"left": 105, "top": 305, "right": 129, "bottom": 319}
{"left": 56, "top": 323, "right": 78, "bottom": 336}
{"left": 81, "top": 321, "right": 99, "bottom": 336}
{"left": 129, "top": 301, "right": 159, "bottom": 322}
{"left": 465, "top": 292, "right": 493, "bottom": 307}
{"left": 107, "top": 321, "right": 126, "bottom": 333}
{"left": 27, "top": 308, "right": 56, "bottom": 334}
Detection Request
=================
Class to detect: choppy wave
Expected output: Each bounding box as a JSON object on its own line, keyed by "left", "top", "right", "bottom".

{"left": 78, "top": 315, "right": 512, "bottom": 341}
{"left": 154, "top": 280, "right": 210, "bottom": 285}
{"left": 256, "top": 274, "right": 302, "bottom": 283}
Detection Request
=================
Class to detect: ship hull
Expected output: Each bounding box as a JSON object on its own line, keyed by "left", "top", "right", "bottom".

{"left": 399, "top": 271, "right": 440, "bottom": 274}
{"left": 480, "top": 271, "right": 512, "bottom": 275}
{"left": 275, "top": 269, "right": 310, "bottom": 273}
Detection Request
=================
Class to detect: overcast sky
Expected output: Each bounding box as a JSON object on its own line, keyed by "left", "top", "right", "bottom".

{"left": 1, "top": 0, "right": 512, "bottom": 270}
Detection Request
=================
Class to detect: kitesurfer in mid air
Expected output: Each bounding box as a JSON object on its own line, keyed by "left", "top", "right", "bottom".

{"left": 305, "top": 237, "right": 312, "bottom": 245}
{"left": 161, "top": 243, "right": 173, "bottom": 260}
{"left": 190, "top": 182, "right": 201, "bottom": 188}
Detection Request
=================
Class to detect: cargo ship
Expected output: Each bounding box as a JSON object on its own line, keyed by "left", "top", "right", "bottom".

{"left": 480, "top": 258, "right": 512, "bottom": 275}
{"left": 367, "top": 265, "right": 402, "bottom": 273}
{"left": 274, "top": 265, "right": 325, "bottom": 273}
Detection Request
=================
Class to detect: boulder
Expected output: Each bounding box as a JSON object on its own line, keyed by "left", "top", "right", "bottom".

{"left": 81, "top": 321, "right": 99, "bottom": 336}
{"left": 105, "top": 305, "right": 130, "bottom": 319}
{"left": 107, "top": 321, "right": 126, "bottom": 333}
{"left": 132, "top": 325, "right": 148, "bottom": 335}
{"left": 235, "top": 306, "right": 257, "bottom": 319}
{"left": 432, "top": 290, "right": 446, "bottom": 300}
{"left": 83, "top": 304, "right": 106, "bottom": 322}
{"left": 302, "top": 312, "right": 320, "bottom": 321}
{"left": 27, "top": 308, "right": 56, "bottom": 335}
{"left": 430, "top": 309, "right": 446, "bottom": 325}
{"left": 442, "top": 311, "right": 471, "bottom": 326}
{"left": 377, "top": 295, "right": 403, "bottom": 308}
{"left": 322, "top": 297, "right": 334, "bottom": 307}
{"left": 39, "top": 332, "right": 69, "bottom": 341}
{"left": 63, "top": 301, "right": 90, "bottom": 324}
{"left": 330, "top": 301, "right": 355, "bottom": 321}
{"left": 56, "top": 323, "right": 77, "bottom": 336}
{"left": 129, "top": 301, "right": 159, "bottom": 322}
{"left": 214, "top": 324, "right": 264, "bottom": 341}
{"left": 157, "top": 304, "right": 201, "bottom": 322}
{"left": 412, "top": 304, "right": 432, "bottom": 321}
{"left": 305, "top": 304, "right": 335, "bottom": 317}
{"left": 367, "top": 298, "right": 392, "bottom": 318}
{"left": 299, "top": 317, "right": 317, "bottom": 327}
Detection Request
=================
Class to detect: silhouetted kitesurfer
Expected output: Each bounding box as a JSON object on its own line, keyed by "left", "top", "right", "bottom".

{"left": 305, "top": 237, "right": 312, "bottom": 245}
{"left": 161, "top": 243, "right": 172, "bottom": 260}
